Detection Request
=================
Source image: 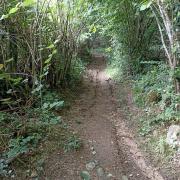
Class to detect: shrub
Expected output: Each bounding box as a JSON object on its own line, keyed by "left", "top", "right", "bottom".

{"left": 133, "top": 62, "right": 179, "bottom": 132}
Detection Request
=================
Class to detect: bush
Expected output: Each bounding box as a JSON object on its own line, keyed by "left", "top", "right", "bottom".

{"left": 0, "top": 91, "right": 64, "bottom": 178}
{"left": 133, "top": 62, "right": 180, "bottom": 132}
{"left": 105, "top": 39, "right": 130, "bottom": 81}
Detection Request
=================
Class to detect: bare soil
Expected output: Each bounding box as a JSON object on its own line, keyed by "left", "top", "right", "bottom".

{"left": 43, "top": 55, "right": 166, "bottom": 180}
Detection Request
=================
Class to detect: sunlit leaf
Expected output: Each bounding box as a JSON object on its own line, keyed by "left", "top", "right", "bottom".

{"left": 52, "top": 49, "right": 57, "bottom": 55}
{"left": 9, "top": 7, "right": 19, "bottom": 15}
{"left": 6, "top": 89, "right": 13, "bottom": 94}
{"left": 23, "top": 0, "right": 35, "bottom": 7}
{"left": 92, "top": 26, "right": 97, "bottom": 33}
{"left": 0, "top": 14, "right": 9, "bottom": 20}
{"left": 140, "top": 0, "right": 152, "bottom": 11}
{"left": 0, "top": 64, "right": 4, "bottom": 70}
{"left": 45, "top": 58, "right": 51, "bottom": 64}
{"left": 47, "top": 44, "right": 55, "bottom": 49}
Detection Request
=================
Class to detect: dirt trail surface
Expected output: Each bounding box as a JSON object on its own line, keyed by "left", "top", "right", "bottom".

{"left": 43, "top": 55, "right": 165, "bottom": 180}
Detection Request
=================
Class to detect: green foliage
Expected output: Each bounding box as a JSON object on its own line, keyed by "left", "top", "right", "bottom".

{"left": 147, "top": 135, "right": 175, "bottom": 161}
{"left": 0, "top": 159, "right": 13, "bottom": 178}
{"left": 139, "top": 116, "right": 152, "bottom": 136}
{"left": 133, "top": 63, "right": 171, "bottom": 106}
{"left": 41, "top": 91, "right": 64, "bottom": 111}
{"left": 7, "top": 134, "right": 41, "bottom": 159}
{"left": 134, "top": 63, "right": 179, "bottom": 137}
{"left": 0, "top": 91, "right": 65, "bottom": 178}
{"left": 105, "top": 40, "right": 130, "bottom": 81}
{"left": 69, "top": 58, "right": 87, "bottom": 86}
{"left": 0, "top": 0, "right": 92, "bottom": 108}
{"left": 140, "top": 0, "right": 152, "bottom": 11}
{"left": 63, "top": 135, "right": 81, "bottom": 152}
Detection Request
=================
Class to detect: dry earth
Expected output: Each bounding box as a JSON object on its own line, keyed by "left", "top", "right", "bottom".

{"left": 42, "top": 54, "right": 167, "bottom": 180}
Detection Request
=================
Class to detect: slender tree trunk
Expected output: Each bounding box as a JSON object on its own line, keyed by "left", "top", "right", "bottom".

{"left": 154, "top": 0, "right": 179, "bottom": 93}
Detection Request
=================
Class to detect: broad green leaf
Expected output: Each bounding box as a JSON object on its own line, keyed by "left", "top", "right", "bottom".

{"left": 140, "top": 1, "right": 152, "bottom": 11}
{"left": 52, "top": 49, "right": 57, "bottom": 55}
{"left": 0, "top": 14, "right": 9, "bottom": 20}
{"left": 8, "top": 7, "right": 19, "bottom": 15}
{"left": 49, "top": 101, "right": 64, "bottom": 109}
{"left": 31, "top": 84, "right": 43, "bottom": 94}
{"left": 0, "top": 64, "right": 4, "bottom": 70}
{"left": 6, "top": 89, "right": 13, "bottom": 94}
{"left": 45, "top": 57, "right": 51, "bottom": 64}
{"left": 42, "top": 103, "right": 49, "bottom": 109}
{"left": 0, "top": 73, "right": 10, "bottom": 80}
{"left": 10, "top": 77, "right": 22, "bottom": 85}
{"left": 49, "top": 116, "right": 61, "bottom": 125}
{"left": 47, "top": 44, "right": 55, "bottom": 49}
{"left": 23, "top": 0, "right": 35, "bottom": 7}
{"left": 80, "top": 171, "right": 90, "bottom": 180}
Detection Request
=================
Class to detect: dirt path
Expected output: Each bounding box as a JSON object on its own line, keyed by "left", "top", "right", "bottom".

{"left": 43, "top": 55, "right": 165, "bottom": 180}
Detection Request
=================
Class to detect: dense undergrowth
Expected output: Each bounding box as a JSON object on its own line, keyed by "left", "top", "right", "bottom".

{"left": 134, "top": 63, "right": 179, "bottom": 130}
{"left": 132, "top": 63, "right": 179, "bottom": 158}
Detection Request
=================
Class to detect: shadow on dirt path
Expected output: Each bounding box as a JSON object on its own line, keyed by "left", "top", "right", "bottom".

{"left": 43, "top": 55, "right": 164, "bottom": 180}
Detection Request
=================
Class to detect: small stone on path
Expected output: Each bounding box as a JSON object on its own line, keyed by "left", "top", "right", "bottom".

{"left": 97, "top": 167, "right": 105, "bottom": 177}
{"left": 86, "top": 162, "right": 96, "bottom": 171}
{"left": 107, "top": 173, "right": 113, "bottom": 178}
{"left": 92, "top": 151, "right": 96, "bottom": 155}
{"left": 122, "top": 175, "right": 128, "bottom": 180}
{"left": 80, "top": 171, "right": 91, "bottom": 180}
